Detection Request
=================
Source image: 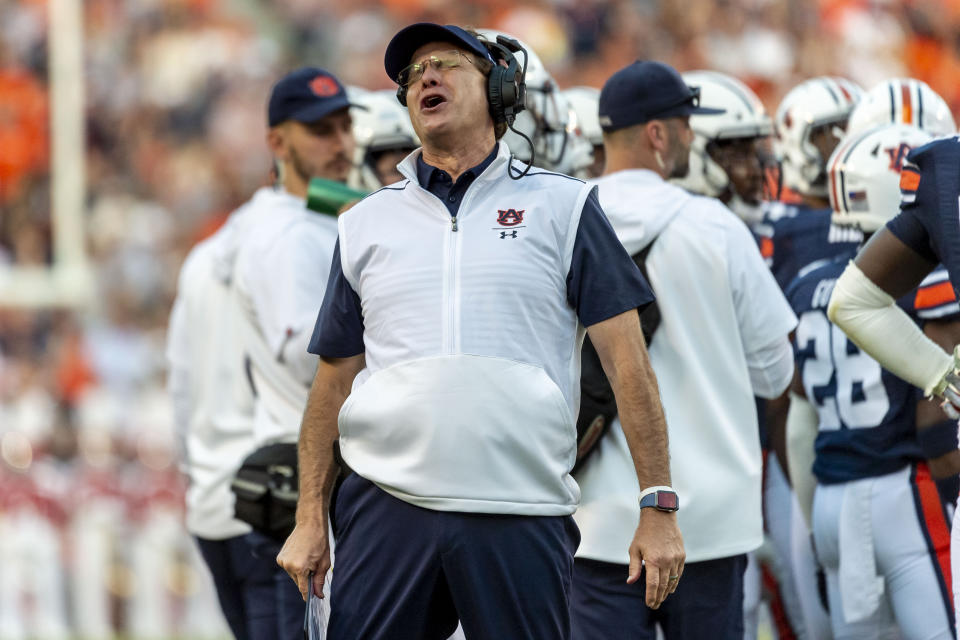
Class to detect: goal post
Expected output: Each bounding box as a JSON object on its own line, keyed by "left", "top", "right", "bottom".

{"left": 0, "top": 0, "right": 93, "bottom": 308}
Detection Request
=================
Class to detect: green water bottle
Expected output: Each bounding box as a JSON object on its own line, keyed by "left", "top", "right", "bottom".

{"left": 306, "top": 178, "right": 368, "bottom": 216}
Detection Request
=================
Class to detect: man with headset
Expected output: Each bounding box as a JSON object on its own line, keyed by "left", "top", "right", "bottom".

{"left": 277, "top": 23, "right": 684, "bottom": 639}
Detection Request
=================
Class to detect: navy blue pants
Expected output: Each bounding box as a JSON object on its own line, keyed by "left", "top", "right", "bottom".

{"left": 571, "top": 554, "right": 747, "bottom": 640}
{"left": 196, "top": 532, "right": 304, "bottom": 640}
{"left": 328, "top": 474, "right": 579, "bottom": 640}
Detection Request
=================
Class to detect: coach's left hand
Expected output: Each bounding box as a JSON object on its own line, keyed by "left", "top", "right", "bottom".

{"left": 627, "top": 509, "right": 684, "bottom": 609}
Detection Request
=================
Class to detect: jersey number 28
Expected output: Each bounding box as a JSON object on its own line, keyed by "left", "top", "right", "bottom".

{"left": 796, "top": 311, "right": 890, "bottom": 430}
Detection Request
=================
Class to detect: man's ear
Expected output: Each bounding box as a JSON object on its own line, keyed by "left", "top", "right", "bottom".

{"left": 266, "top": 125, "right": 287, "bottom": 160}
{"left": 645, "top": 120, "right": 667, "bottom": 152}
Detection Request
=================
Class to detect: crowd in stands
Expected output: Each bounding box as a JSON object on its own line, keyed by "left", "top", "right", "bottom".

{"left": 0, "top": 0, "right": 956, "bottom": 635}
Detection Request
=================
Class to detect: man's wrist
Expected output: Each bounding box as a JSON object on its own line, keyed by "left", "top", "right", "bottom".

{"left": 638, "top": 486, "right": 679, "bottom": 512}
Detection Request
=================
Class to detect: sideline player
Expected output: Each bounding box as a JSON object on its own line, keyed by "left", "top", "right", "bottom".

{"left": 846, "top": 78, "right": 956, "bottom": 138}
{"left": 168, "top": 66, "right": 355, "bottom": 639}
{"left": 668, "top": 69, "right": 821, "bottom": 640}
{"left": 347, "top": 88, "right": 419, "bottom": 190}
{"left": 791, "top": 123, "right": 955, "bottom": 638}
{"left": 564, "top": 86, "right": 605, "bottom": 179}
{"left": 277, "top": 24, "right": 682, "bottom": 639}
{"left": 573, "top": 60, "right": 796, "bottom": 639}
{"left": 673, "top": 70, "right": 772, "bottom": 226}
{"left": 828, "top": 129, "right": 960, "bottom": 626}
{"left": 764, "top": 77, "right": 864, "bottom": 290}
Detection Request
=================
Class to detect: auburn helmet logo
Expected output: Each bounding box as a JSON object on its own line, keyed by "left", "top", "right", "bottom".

{"left": 310, "top": 76, "right": 340, "bottom": 97}
{"left": 497, "top": 209, "right": 524, "bottom": 226}
{"left": 884, "top": 143, "right": 913, "bottom": 172}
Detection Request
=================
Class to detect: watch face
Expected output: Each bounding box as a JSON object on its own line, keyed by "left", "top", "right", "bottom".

{"left": 656, "top": 492, "right": 679, "bottom": 510}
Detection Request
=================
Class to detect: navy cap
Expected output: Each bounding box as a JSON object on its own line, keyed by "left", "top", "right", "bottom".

{"left": 598, "top": 61, "right": 724, "bottom": 132}
{"left": 268, "top": 67, "right": 353, "bottom": 127}
{"left": 384, "top": 23, "right": 496, "bottom": 84}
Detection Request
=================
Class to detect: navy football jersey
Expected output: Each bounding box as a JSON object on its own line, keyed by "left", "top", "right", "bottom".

{"left": 758, "top": 201, "right": 863, "bottom": 291}
{"left": 887, "top": 136, "right": 960, "bottom": 296}
{"left": 787, "top": 256, "right": 924, "bottom": 484}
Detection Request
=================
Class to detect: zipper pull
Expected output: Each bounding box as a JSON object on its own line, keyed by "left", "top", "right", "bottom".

{"left": 451, "top": 215, "right": 458, "bottom": 232}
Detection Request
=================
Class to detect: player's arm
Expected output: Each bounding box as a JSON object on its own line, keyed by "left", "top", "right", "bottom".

{"left": 917, "top": 317, "right": 960, "bottom": 478}
{"left": 277, "top": 353, "right": 363, "bottom": 600}
{"left": 784, "top": 370, "right": 819, "bottom": 527}
{"left": 587, "top": 310, "right": 684, "bottom": 610}
{"left": 828, "top": 228, "right": 953, "bottom": 400}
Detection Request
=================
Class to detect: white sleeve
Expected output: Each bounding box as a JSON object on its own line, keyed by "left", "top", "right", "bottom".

{"left": 165, "top": 291, "right": 192, "bottom": 467}
{"left": 243, "top": 223, "right": 333, "bottom": 384}
{"left": 746, "top": 337, "right": 794, "bottom": 399}
{"left": 828, "top": 261, "right": 953, "bottom": 396}
{"left": 725, "top": 211, "right": 798, "bottom": 390}
{"left": 785, "top": 391, "right": 818, "bottom": 528}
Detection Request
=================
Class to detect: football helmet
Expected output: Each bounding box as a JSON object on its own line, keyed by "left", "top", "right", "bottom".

{"left": 774, "top": 77, "right": 863, "bottom": 197}
{"left": 827, "top": 123, "right": 932, "bottom": 232}
{"left": 673, "top": 71, "right": 772, "bottom": 222}
{"left": 562, "top": 86, "right": 605, "bottom": 178}
{"left": 847, "top": 78, "right": 955, "bottom": 137}
{"left": 475, "top": 29, "right": 577, "bottom": 173}
{"left": 347, "top": 87, "right": 420, "bottom": 190}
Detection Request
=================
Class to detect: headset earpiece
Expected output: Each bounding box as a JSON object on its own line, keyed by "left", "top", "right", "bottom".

{"left": 482, "top": 38, "right": 527, "bottom": 126}
{"left": 396, "top": 84, "right": 407, "bottom": 107}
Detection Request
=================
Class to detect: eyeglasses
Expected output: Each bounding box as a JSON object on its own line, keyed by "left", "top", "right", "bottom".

{"left": 397, "top": 50, "right": 475, "bottom": 87}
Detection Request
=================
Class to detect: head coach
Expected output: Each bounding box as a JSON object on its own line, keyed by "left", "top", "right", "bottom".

{"left": 277, "top": 23, "right": 684, "bottom": 638}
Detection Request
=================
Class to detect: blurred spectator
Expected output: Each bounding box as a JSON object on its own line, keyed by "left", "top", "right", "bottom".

{"left": 0, "top": 0, "right": 957, "bottom": 636}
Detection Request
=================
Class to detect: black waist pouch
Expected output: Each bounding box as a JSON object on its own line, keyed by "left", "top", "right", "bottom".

{"left": 231, "top": 443, "right": 298, "bottom": 542}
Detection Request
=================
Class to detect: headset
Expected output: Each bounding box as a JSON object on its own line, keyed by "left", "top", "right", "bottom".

{"left": 396, "top": 35, "right": 528, "bottom": 126}
{"left": 396, "top": 35, "right": 535, "bottom": 178}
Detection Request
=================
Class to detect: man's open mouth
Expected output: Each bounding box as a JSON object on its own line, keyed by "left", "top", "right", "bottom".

{"left": 421, "top": 95, "right": 447, "bottom": 110}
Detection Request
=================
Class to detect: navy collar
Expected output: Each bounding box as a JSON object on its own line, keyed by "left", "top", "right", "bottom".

{"left": 416, "top": 143, "right": 499, "bottom": 191}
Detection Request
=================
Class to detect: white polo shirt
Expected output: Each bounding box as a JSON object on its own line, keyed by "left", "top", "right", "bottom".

{"left": 575, "top": 169, "right": 797, "bottom": 564}
{"left": 167, "top": 203, "right": 264, "bottom": 540}
{"left": 233, "top": 187, "right": 340, "bottom": 449}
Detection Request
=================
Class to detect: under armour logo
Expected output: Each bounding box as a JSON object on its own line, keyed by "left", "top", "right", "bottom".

{"left": 500, "top": 230, "right": 518, "bottom": 239}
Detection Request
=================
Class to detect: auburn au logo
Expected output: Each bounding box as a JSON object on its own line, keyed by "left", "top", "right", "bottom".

{"left": 497, "top": 209, "right": 524, "bottom": 226}
{"left": 310, "top": 76, "right": 340, "bottom": 97}
{"left": 885, "top": 143, "right": 913, "bottom": 172}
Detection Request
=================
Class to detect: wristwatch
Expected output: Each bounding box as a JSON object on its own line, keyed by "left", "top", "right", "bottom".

{"left": 638, "top": 487, "right": 679, "bottom": 512}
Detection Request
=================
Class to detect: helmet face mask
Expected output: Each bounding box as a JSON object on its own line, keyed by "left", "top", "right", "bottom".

{"left": 774, "top": 77, "right": 863, "bottom": 198}
{"left": 563, "top": 86, "right": 604, "bottom": 178}
{"left": 706, "top": 136, "right": 768, "bottom": 206}
{"left": 347, "top": 87, "right": 420, "bottom": 190}
{"left": 672, "top": 70, "right": 772, "bottom": 222}
{"left": 827, "top": 123, "right": 933, "bottom": 233}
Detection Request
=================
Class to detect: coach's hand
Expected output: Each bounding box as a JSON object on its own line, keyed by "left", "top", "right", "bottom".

{"left": 277, "top": 514, "right": 331, "bottom": 601}
{"left": 627, "top": 509, "right": 684, "bottom": 609}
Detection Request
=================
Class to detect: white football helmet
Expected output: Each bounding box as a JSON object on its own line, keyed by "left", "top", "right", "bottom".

{"left": 774, "top": 77, "right": 863, "bottom": 197}
{"left": 673, "top": 71, "right": 772, "bottom": 222}
{"left": 847, "top": 78, "right": 956, "bottom": 137}
{"left": 347, "top": 88, "right": 419, "bottom": 190}
{"left": 562, "top": 86, "right": 604, "bottom": 178}
{"left": 828, "top": 123, "right": 932, "bottom": 232}
{"left": 475, "top": 29, "right": 576, "bottom": 173}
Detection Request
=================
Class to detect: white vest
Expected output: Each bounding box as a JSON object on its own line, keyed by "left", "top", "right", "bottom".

{"left": 336, "top": 145, "right": 594, "bottom": 515}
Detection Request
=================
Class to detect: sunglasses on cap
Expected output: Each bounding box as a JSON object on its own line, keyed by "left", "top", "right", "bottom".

{"left": 396, "top": 49, "right": 477, "bottom": 87}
